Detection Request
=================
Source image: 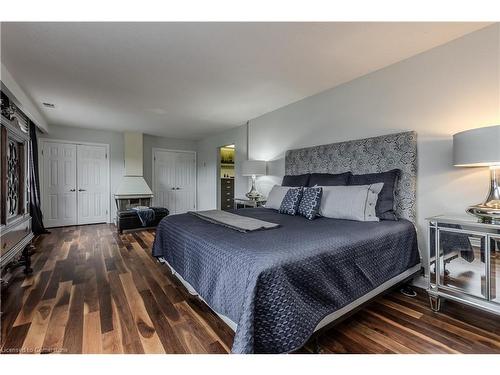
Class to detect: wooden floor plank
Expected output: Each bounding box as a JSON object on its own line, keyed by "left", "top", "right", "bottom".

{"left": 119, "top": 272, "right": 165, "bottom": 353}
{"left": 0, "top": 275, "right": 27, "bottom": 348}
{"left": 108, "top": 271, "right": 145, "bottom": 354}
{"left": 93, "top": 248, "right": 114, "bottom": 334}
{"left": 175, "top": 301, "right": 230, "bottom": 353}
{"left": 2, "top": 224, "right": 499, "bottom": 354}
{"left": 1, "top": 323, "right": 31, "bottom": 354}
{"left": 12, "top": 270, "right": 52, "bottom": 327}
{"left": 41, "top": 281, "right": 73, "bottom": 353}
{"left": 138, "top": 289, "right": 187, "bottom": 353}
{"left": 61, "top": 283, "right": 85, "bottom": 354}
{"left": 101, "top": 299, "right": 124, "bottom": 354}
{"left": 21, "top": 297, "right": 55, "bottom": 354}
{"left": 82, "top": 311, "right": 102, "bottom": 354}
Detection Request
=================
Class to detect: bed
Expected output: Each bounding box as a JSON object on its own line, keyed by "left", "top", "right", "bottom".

{"left": 152, "top": 131, "right": 421, "bottom": 354}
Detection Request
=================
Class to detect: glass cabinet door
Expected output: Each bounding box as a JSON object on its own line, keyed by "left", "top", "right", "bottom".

{"left": 491, "top": 236, "right": 500, "bottom": 304}
{"left": 438, "top": 229, "right": 487, "bottom": 298}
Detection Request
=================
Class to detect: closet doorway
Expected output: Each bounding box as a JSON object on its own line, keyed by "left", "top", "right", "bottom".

{"left": 152, "top": 149, "right": 196, "bottom": 215}
{"left": 218, "top": 145, "right": 235, "bottom": 210}
{"left": 40, "top": 140, "right": 110, "bottom": 228}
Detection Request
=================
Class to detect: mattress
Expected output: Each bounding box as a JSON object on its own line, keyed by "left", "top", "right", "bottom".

{"left": 152, "top": 208, "right": 420, "bottom": 353}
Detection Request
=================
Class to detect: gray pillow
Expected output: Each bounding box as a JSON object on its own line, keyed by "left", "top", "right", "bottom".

{"left": 265, "top": 185, "right": 291, "bottom": 210}
{"left": 318, "top": 183, "right": 384, "bottom": 221}
{"left": 349, "top": 169, "right": 400, "bottom": 220}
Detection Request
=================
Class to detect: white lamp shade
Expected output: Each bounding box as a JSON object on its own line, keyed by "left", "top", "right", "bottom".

{"left": 241, "top": 160, "right": 266, "bottom": 176}
{"left": 453, "top": 125, "right": 500, "bottom": 167}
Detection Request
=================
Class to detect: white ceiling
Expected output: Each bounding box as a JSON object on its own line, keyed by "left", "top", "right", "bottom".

{"left": 1, "top": 22, "right": 490, "bottom": 140}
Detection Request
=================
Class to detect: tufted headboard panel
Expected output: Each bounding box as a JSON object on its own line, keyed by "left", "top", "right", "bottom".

{"left": 285, "top": 131, "right": 417, "bottom": 222}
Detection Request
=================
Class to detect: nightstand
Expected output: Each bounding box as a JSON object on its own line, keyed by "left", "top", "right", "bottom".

{"left": 233, "top": 198, "right": 266, "bottom": 209}
{"left": 427, "top": 215, "right": 500, "bottom": 317}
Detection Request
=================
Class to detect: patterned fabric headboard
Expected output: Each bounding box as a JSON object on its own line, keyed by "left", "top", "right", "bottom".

{"left": 285, "top": 131, "right": 417, "bottom": 222}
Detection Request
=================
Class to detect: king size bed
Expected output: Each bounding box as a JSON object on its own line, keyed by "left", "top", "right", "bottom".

{"left": 152, "top": 131, "right": 421, "bottom": 354}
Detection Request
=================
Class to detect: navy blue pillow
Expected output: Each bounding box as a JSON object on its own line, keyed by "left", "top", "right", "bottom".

{"left": 349, "top": 169, "right": 400, "bottom": 220}
{"left": 279, "top": 187, "right": 303, "bottom": 216}
{"left": 282, "top": 174, "right": 310, "bottom": 187}
{"left": 308, "top": 172, "right": 351, "bottom": 187}
{"left": 298, "top": 187, "right": 323, "bottom": 220}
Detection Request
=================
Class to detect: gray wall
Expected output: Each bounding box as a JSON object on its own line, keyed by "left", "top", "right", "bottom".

{"left": 196, "top": 24, "right": 500, "bottom": 271}
{"left": 40, "top": 124, "right": 197, "bottom": 221}
{"left": 2, "top": 63, "right": 49, "bottom": 132}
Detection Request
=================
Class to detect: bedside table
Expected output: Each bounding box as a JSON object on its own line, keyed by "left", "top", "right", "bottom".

{"left": 233, "top": 198, "right": 266, "bottom": 209}
{"left": 427, "top": 215, "right": 500, "bottom": 316}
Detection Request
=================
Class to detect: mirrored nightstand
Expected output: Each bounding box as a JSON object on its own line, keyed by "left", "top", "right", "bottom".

{"left": 233, "top": 198, "right": 266, "bottom": 209}
{"left": 427, "top": 215, "right": 500, "bottom": 316}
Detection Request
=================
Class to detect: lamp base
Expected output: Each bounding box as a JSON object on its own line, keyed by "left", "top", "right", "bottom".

{"left": 245, "top": 189, "right": 263, "bottom": 201}
{"left": 466, "top": 166, "right": 500, "bottom": 225}
{"left": 466, "top": 205, "right": 500, "bottom": 225}
{"left": 245, "top": 175, "right": 263, "bottom": 201}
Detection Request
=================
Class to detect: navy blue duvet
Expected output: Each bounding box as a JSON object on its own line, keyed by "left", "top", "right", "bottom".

{"left": 152, "top": 208, "right": 420, "bottom": 353}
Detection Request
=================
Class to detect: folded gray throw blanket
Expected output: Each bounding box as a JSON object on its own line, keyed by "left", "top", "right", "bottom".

{"left": 132, "top": 206, "right": 155, "bottom": 226}
{"left": 189, "top": 210, "right": 279, "bottom": 232}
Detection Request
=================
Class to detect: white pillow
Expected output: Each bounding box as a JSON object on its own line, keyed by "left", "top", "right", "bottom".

{"left": 265, "top": 185, "right": 291, "bottom": 210}
{"left": 318, "top": 183, "right": 384, "bottom": 221}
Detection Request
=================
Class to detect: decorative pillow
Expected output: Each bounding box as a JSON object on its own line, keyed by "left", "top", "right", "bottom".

{"left": 308, "top": 172, "right": 351, "bottom": 187}
{"left": 265, "top": 185, "right": 291, "bottom": 210}
{"left": 282, "top": 174, "right": 310, "bottom": 187}
{"left": 279, "top": 187, "right": 303, "bottom": 216}
{"left": 318, "top": 183, "right": 384, "bottom": 221}
{"left": 298, "top": 187, "right": 323, "bottom": 220}
{"left": 349, "top": 169, "right": 400, "bottom": 221}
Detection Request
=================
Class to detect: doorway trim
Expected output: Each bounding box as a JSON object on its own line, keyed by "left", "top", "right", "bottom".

{"left": 152, "top": 148, "right": 197, "bottom": 211}
{"left": 39, "top": 138, "right": 112, "bottom": 224}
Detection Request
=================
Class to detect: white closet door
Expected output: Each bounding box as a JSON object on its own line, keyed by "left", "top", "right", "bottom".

{"left": 154, "top": 150, "right": 177, "bottom": 212}
{"left": 153, "top": 150, "right": 196, "bottom": 214}
{"left": 42, "top": 142, "right": 77, "bottom": 227}
{"left": 174, "top": 152, "right": 196, "bottom": 214}
{"left": 77, "top": 145, "right": 109, "bottom": 225}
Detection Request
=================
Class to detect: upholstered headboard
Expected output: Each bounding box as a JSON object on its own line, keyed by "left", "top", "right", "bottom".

{"left": 285, "top": 131, "right": 417, "bottom": 222}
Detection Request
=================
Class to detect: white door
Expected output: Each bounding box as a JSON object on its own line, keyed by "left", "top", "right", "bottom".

{"left": 42, "top": 141, "right": 109, "bottom": 227}
{"left": 77, "top": 145, "right": 109, "bottom": 225}
{"left": 153, "top": 150, "right": 196, "bottom": 214}
{"left": 153, "top": 150, "right": 177, "bottom": 212}
{"left": 42, "top": 142, "right": 78, "bottom": 227}
{"left": 174, "top": 152, "right": 196, "bottom": 214}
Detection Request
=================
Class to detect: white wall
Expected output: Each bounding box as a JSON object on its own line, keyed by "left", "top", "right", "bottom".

{"left": 251, "top": 24, "right": 499, "bottom": 265}
{"left": 196, "top": 124, "right": 248, "bottom": 210}
{"left": 1, "top": 63, "right": 49, "bottom": 132}
{"left": 197, "top": 24, "right": 500, "bottom": 269}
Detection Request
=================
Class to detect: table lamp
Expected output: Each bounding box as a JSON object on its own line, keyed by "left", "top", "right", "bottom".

{"left": 242, "top": 160, "right": 266, "bottom": 200}
{"left": 453, "top": 125, "right": 500, "bottom": 224}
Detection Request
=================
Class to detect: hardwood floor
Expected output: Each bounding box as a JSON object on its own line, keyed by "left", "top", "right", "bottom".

{"left": 1, "top": 224, "right": 499, "bottom": 354}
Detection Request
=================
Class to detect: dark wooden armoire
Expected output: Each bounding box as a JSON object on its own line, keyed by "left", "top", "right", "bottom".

{"left": 0, "top": 88, "right": 34, "bottom": 286}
